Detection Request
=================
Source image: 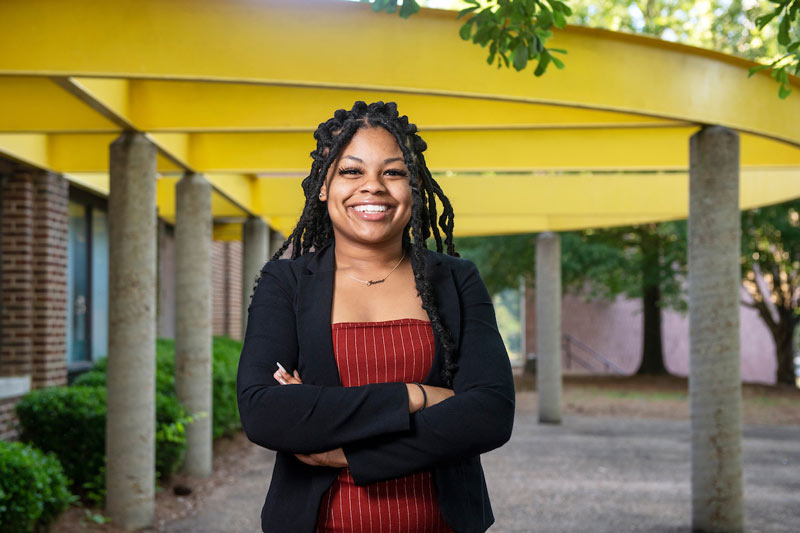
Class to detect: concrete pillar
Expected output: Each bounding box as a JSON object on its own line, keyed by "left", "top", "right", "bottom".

{"left": 688, "top": 126, "right": 743, "bottom": 532}
{"left": 536, "top": 232, "right": 562, "bottom": 424}
{"left": 106, "top": 132, "right": 157, "bottom": 529}
{"left": 269, "top": 228, "right": 285, "bottom": 259}
{"left": 175, "top": 172, "right": 213, "bottom": 477}
{"left": 241, "top": 217, "right": 268, "bottom": 335}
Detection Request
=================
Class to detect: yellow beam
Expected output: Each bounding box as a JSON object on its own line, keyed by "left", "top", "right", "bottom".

{"left": 127, "top": 80, "right": 681, "bottom": 132}
{"left": 0, "top": 76, "right": 116, "bottom": 132}
{"left": 255, "top": 168, "right": 800, "bottom": 237}
{"left": 0, "top": 133, "right": 49, "bottom": 168}
{"left": 0, "top": 0, "right": 796, "bottom": 146}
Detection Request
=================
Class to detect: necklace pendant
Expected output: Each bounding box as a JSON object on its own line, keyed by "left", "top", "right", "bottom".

{"left": 366, "top": 279, "right": 384, "bottom": 287}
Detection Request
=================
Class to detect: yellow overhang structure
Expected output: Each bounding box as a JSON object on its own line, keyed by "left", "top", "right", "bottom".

{"left": 0, "top": 0, "right": 798, "bottom": 239}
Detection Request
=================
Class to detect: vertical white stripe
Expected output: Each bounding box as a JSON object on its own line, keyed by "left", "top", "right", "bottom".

{"left": 385, "top": 480, "right": 392, "bottom": 532}
{"left": 372, "top": 325, "right": 379, "bottom": 384}
{"left": 411, "top": 473, "right": 419, "bottom": 530}
{"left": 380, "top": 326, "right": 389, "bottom": 382}
{"left": 410, "top": 322, "right": 417, "bottom": 381}
{"left": 339, "top": 476, "right": 344, "bottom": 530}
{"left": 348, "top": 473, "right": 354, "bottom": 531}
{"left": 398, "top": 323, "right": 408, "bottom": 381}
{"left": 364, "top": 324, "right": 370, "bottom": 384}
{"left": 404, "top": 476, "right": 411, "bottom": 530}
{"left": 389, "top": 325, "right": 398, "bottom": 382}
{"left": 353, "top": 326, "right": 361, "bottom": 386}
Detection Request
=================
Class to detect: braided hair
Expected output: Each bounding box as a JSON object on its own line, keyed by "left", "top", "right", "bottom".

{"left": 253, "top": 101, "right": 460, "bottom": 386}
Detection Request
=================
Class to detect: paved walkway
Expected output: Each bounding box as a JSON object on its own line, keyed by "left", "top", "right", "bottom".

{"left": 166, "top": 399, "right": 799, "bottom": 532}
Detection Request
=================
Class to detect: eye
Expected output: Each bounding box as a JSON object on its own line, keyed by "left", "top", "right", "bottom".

{"left": 385, "top": 169, "right": 408, "bottom": 178}
{"left": 338, "top": 166, "right": 362, "bottom": 177}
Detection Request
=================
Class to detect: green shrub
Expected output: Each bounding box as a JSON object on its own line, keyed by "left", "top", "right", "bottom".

{"left": 212, "top": 336, "right": 243, "bottom": 439}
{"left": 15, "top": 386, "right": 189, "bottom": 504}
{"left": 0, "top": 440, "right": 76, "bottom": 532}
{"left": 15, "top": 386, "right": 106, "bottom": 492}
{"left": 76, "top": 336, "right": 242, "bottom": 440}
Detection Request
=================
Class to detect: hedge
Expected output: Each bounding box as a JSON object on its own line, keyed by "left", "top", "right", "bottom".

{"left": 0, "top": 440, "right": 75, "bottom": 532}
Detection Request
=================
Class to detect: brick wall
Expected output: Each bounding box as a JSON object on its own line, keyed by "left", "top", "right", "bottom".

{"left": 0, "top": 395, "right": 21, "bottom": 441}
{"left": 211, "top": 240, "right": 243, "bottom": 340}
{"left": 1, "top": 171, "right": 34, "bottom": 378}
{"left": 1, "top": 167, "right": 68, "bottom": 440}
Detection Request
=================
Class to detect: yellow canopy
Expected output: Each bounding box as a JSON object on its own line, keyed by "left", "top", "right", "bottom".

{"left": 0, "top": 0, "right": 798, "bottom": 238}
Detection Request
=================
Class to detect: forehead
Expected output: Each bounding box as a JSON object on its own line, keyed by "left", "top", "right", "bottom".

{"left": 340, "top": 126, "right": 403, "bottom": 158}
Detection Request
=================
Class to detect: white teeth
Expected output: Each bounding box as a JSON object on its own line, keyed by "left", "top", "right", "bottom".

{"left": 353, "top": 205, "right": 388, "bottom": 213}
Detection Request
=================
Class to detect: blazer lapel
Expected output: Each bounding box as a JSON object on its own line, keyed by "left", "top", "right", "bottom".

{"left": 296, "top": 243, "right": 342, "bottom": 387}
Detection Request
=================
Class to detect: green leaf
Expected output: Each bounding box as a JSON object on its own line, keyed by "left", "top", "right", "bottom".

{"left": 755, "top": 12, "right": 779, "bottom": 29}
{"left": 748, "top": 64, "right": 769, "bottom": 77}
{"left": 513, "top": 42, "right": 528, "bottom": 71}
{"left": 459, "top": 21, "right": 473, "bottom": 40}
{"left": 779, "top": 83, "right": 792, "bottom": 99}
{"left": 778, "top": 16, "right": 791, "bottom": 45}
{"left": 553, "top": 9, "right": 567, "bottom": 29}
{"left": 550, "top": 54, "right": 565, "bottom": 69}
{"left": 787, "top": 41, "right": 800, "bottom": 53}
{"left": 458, "top": 5, "right": 479, "bottom": 19}
{"left": 398, "top": 0, "right": 419, "bottom": 18}
{"left": 534, "top": 51, "right": 551, "bottom": 76}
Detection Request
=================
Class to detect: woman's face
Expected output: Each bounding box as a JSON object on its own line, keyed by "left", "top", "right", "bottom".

{"left": 320, "top": 126, "right": 413, "bottom": 249}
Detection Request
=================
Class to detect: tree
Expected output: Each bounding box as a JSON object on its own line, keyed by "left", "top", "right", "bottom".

{"left": 456, "top": 220, "right": 688, "bottom": 375}
{"left": 740, "top": 198, "right": 800, "bottom": 385}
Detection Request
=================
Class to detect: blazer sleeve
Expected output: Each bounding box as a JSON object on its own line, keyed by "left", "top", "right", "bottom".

{"left": 236, "top": 261, "right": 411, "bottom": 455}
{"left": 342, "top": 260, "right": 516, "bottom": 485}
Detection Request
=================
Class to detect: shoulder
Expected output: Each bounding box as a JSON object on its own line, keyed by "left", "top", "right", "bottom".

{"left": 259, "top": 249, "right": 318, "bottom": 290}
{"left": 424, "top": 248, "right": 479, "bottom": 274}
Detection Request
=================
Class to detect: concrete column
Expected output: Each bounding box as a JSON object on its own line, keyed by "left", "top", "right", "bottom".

{"left": 536, "top": 232, "right": 562, "bottom": 424}
{"left": 241, "top": 217, "right": 268, "bottom": 335}
{"left": 688, "top": 126, "right": 743, "bottom": 532}
{"left": 269, "top": 228, "right": 285, "bottom": 259}
{"left": 175, "top": 172, "right": 213, "bottom": 477}
{"left": 106, "top": 132, "right": 157, "bottom": 529}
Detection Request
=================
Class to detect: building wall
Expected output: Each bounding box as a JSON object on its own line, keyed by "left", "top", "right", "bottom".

{"left": 211, "top": 240, "right": 243, "bottom": 340}
{"left": 524, "top": 283, "right": 777, "bottom": 384}
{"left": 1, "top": 169, "right": 69, "bottom": 440}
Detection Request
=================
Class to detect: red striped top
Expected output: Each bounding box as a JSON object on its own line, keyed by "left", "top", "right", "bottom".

{"left": 315, "top": 318, "right": 453, "bottom": 533}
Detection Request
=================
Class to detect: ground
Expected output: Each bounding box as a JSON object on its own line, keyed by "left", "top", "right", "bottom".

{"left": 51, "top": 374, "right": 800, "bottom": 532}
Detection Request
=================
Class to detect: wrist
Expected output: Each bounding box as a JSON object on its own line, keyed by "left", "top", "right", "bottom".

{"left": 405, "top": 383, "right": 423, "bottom": 413}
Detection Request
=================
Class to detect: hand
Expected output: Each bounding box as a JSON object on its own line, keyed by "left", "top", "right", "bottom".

{"left": 294, "top": 447, "right": 349, "bottom": 468}
{"left": 405, "top": 383, "right": 455, "bottom": 413}
{"left": 273, "top": 363, "right": 302, "bottom": 385}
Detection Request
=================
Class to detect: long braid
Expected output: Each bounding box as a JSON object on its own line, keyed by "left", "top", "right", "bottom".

{"left": 252, "top": 101, "right": 460, "bottom": 386}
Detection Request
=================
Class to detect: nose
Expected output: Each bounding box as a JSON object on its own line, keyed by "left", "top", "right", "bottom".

{"left": 359, "top": 171, "right": 387, "bottom": 194}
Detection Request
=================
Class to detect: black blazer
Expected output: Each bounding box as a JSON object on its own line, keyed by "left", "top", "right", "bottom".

{"left": 237, "top": 241, "right": 515, "bottom": 533}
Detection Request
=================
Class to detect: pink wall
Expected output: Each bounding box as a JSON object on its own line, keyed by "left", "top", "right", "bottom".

{"left": 524, "top": 285, "right": 778, "bottom": 384}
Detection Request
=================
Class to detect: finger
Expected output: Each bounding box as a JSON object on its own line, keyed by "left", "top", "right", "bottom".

{"left": 293, "top": 370, "right": 303, "bottom": 383}
{"left": 273, "top": 370, "right": 288, "bottom": 385}
{"left": 295, "top": 454, "right": 321, "bottom": 466}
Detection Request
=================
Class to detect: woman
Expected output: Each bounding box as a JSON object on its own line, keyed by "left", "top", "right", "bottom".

{"left": 237, "top": 101, "right": 515, "bottom": 533}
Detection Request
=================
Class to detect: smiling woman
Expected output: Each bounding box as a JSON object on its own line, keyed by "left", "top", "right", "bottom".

{"left": 236, "top": 101, "right": 515, "bottom": 533}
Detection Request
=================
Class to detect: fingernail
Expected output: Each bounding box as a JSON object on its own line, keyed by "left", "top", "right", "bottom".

{"left": 279, "top": 378, "right": 287, "bottom": 385}
{"left": 276, "top": 362, "right": 287, "bottom": 373}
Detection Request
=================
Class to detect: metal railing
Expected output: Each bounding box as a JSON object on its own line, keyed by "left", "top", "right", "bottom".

{"left": 563, "top": 333, "right": 626, "bottom": 375}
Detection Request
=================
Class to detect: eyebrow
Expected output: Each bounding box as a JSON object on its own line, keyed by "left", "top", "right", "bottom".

{"left": 343, "top": 155, "right": 404, "bottom": 165}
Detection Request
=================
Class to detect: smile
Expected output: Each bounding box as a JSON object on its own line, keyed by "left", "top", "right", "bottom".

{"left": 352, "top": 205, "right": 389, "bottom": 213}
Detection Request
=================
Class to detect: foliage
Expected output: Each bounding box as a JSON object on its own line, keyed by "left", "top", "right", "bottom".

{"left": 748, "top": 0, "right": 800, "bottom": 98}
{"left": 456, "top": 221, "right": 688, "bottom": 311}
{"left": 73, "top": 336, "right": 242, "bottom": 439}
{"left": 740, "top": 198, "right": 800, "bottom": 384}
{"left": 363, "top": 0, "right": 570, "bottom": 76}
{"left": 0, "top": 441, "right": 76, "bottom": 533}
{"left": 14, "top": 386, "right": 189, "bottom": 505}
{"left": 211, "top": 336, "right": 244, "bottom": 439}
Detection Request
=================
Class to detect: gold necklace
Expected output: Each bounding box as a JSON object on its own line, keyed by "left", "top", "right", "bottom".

{"left": 343, "top": 251, "right": 406, "bottom": 287}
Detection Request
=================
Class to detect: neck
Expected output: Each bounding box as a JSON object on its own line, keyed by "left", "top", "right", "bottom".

{"left": 333, "top": 238, "right": 405, "bottom": 273}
